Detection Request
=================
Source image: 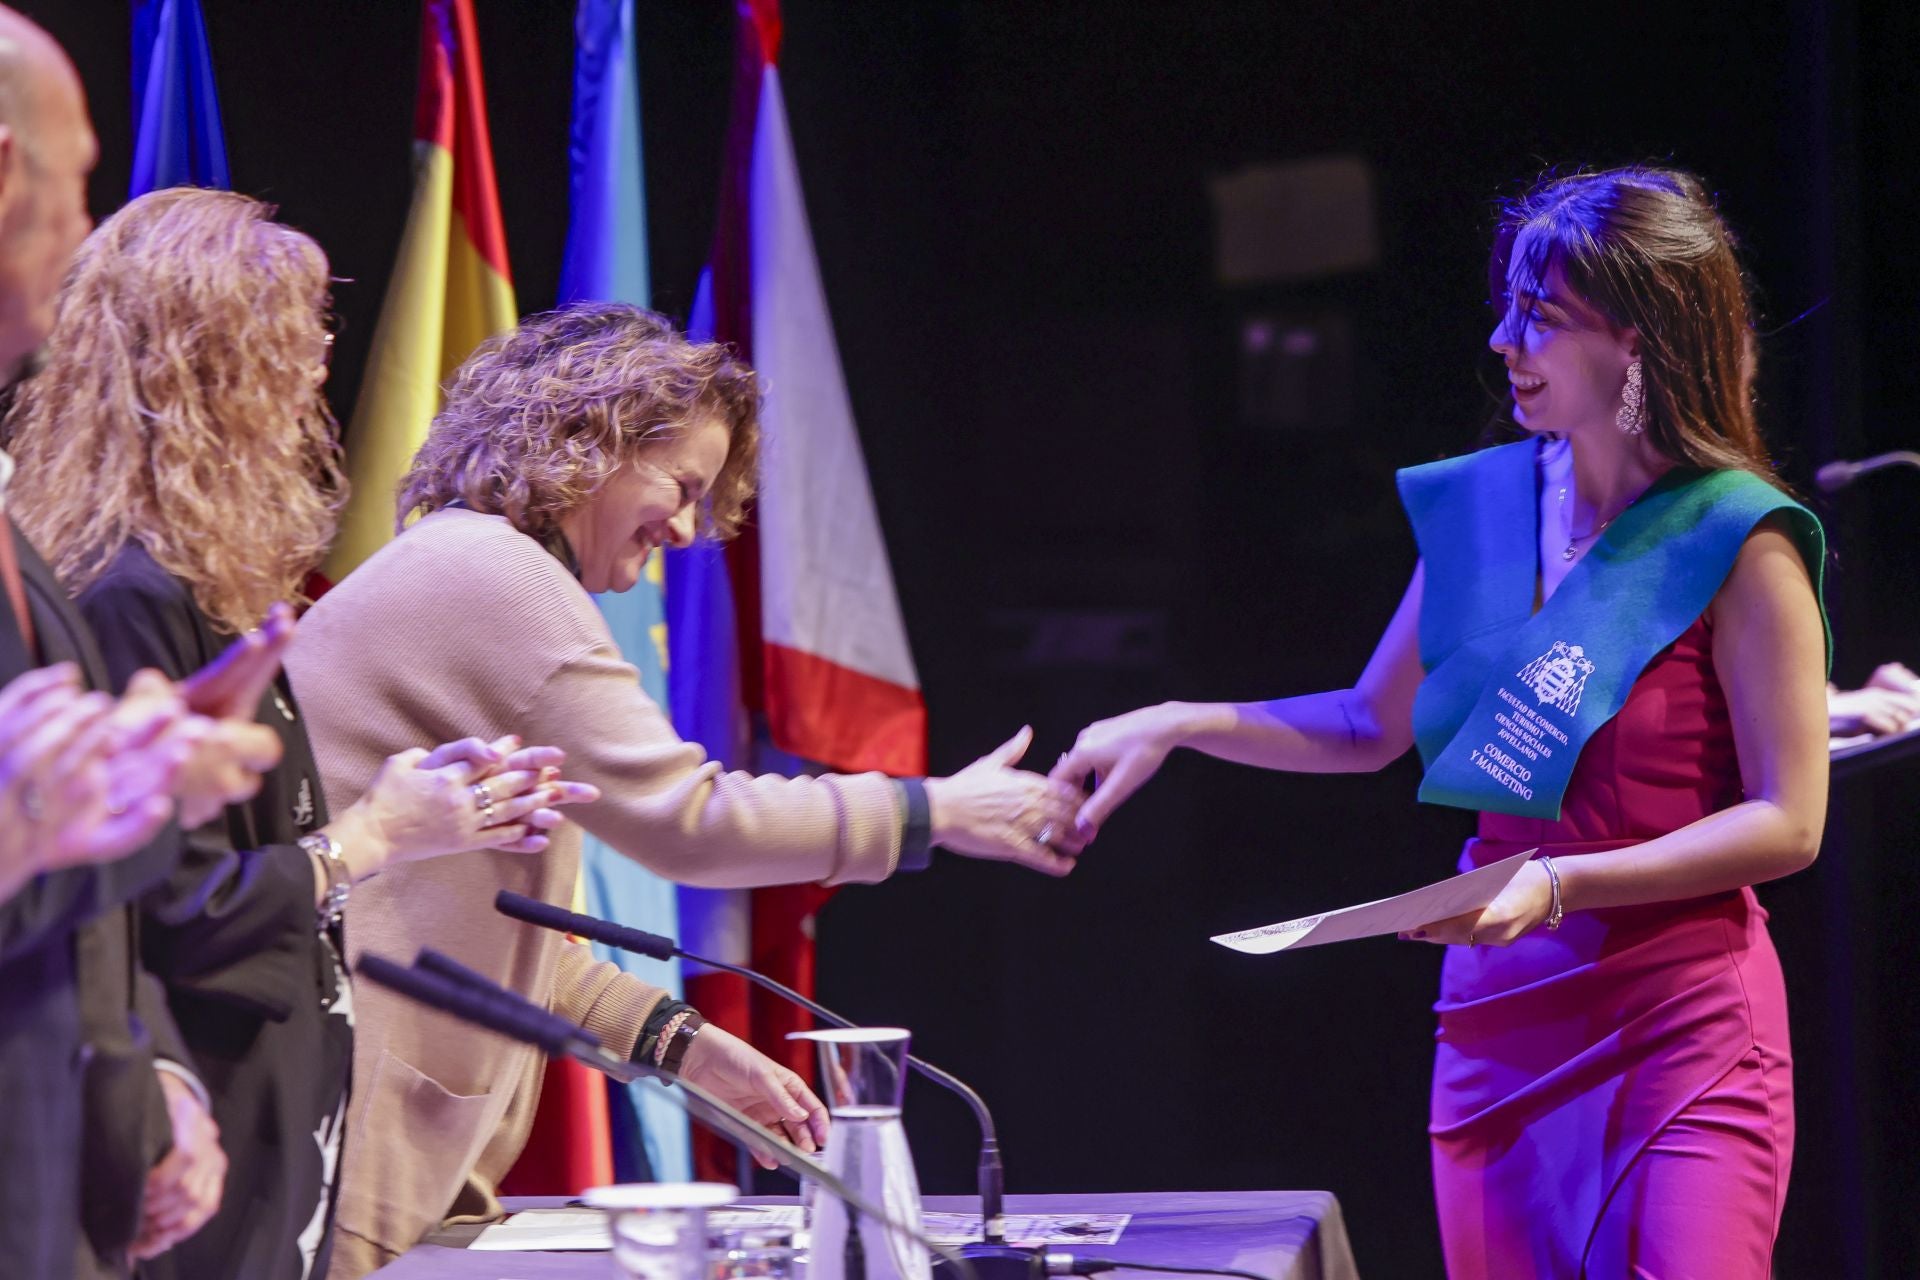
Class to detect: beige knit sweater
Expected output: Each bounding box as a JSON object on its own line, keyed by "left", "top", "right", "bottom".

{"left": 287, "top": 509, "right": 904, "bottom": 1277}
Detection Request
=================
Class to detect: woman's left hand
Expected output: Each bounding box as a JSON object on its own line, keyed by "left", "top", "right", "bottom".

{"left": 674, "top": 1024, "right": 831, "bottom": 1169}
{"left": 1400, "top": 859, "right": 1555, "bottom": 947}
{"left": 130, "top": 1069, "right": 228, "bottom": 1259}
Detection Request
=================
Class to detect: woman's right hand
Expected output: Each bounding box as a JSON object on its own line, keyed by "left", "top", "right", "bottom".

{"left": 0, "top": 665, "right": 183, "bottom": 893}
{"left": 923, "top": 726, "right": 1089, "bottom": 877}
{"left": 329, "top": 735, "right": 602, "bottom": 877}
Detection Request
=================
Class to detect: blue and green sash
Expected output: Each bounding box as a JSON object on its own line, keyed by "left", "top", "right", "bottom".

{"left": 1399, "top": 440, "right": 1827, "bottom": 820}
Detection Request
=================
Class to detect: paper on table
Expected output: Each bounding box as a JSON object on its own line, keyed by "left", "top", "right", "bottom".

{"left": 468, "top": 1204, "right": 807, "bottom": 1253}
{"left": 468, "top": 1209, "right": 609, "bottom": 1252}
{"left": 920, "top": 1212, "right": 1130, "bottom": 1246}
{"left": 1210, "top": 847, "right": 1537, "bottom": 955}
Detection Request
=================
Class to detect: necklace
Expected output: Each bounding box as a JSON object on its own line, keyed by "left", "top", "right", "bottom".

{"left": 1557, "top": 486, "right": 1619, "bottom": 560}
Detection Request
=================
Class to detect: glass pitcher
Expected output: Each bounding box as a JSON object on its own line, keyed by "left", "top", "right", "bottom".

{"left": 789, "top": 1027, "right": 931, "bottom": 1280}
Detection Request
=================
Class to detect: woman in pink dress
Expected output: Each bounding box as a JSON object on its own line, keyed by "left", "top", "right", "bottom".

{"left": 1052, "top": 167, "right": 1831, "bottom": 1277}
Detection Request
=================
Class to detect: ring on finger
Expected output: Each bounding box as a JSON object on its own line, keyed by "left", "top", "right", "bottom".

{"left": 1036, "top": 822, "right": 1056, "bottom": 847}
{"left": 21, "top": 783, "right": 44, "bottom": 823}
{"left": 471, "top": 782, "right": 496, "bottom": 823}
{"left": 1468, "top": 930, "right": 1477, "bottom": 946}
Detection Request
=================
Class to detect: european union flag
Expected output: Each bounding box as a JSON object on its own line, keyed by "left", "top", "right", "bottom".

{"left": 131, "top": 0, "right": 230, "bottom": 197}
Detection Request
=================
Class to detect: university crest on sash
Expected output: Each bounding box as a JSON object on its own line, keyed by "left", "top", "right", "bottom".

{"left": 1516, "top": 642, "right": 1595, "bottom": 716}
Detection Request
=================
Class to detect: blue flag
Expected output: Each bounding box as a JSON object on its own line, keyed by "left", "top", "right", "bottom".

{"left": 562, "top": 0, "right": 691, "bottom": 1183}
{"left": 671, "top": 269, "right": 751, "bottom": 979}
{"left": 130, "top": 0, "right": 230, "bottom": 196}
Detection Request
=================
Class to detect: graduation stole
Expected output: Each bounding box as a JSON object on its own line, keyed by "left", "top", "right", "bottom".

{"left": 1398, "top": 439, "right": 1827, "bottom": 820}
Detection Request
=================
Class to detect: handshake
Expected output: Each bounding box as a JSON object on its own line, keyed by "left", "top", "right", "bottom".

{"left": 0, "top": 603, "right": 300, "bottom": 901}
{"left": 894, "top": 706, "right": 1184, "bottom": 877}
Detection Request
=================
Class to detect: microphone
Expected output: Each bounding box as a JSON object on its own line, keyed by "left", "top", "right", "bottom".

{"left": 496, "top": 891, "right": 680, "bottom": 961}
{"left": 495, "top": 892, "right": 1019, "bottom": 1267}
{"left": 355, "top": 953, "right": 594, "bottom": 1057}
{"left": 1815, "top": 450, "right": 1920, "bottom": 493}
{"left": 356, "top": 948, "right": 975, "bottom": 1280}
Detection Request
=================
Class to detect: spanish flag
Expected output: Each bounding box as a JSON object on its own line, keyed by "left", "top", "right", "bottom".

{"left": 322, "top": 0, "right": 516, "bottom": 583}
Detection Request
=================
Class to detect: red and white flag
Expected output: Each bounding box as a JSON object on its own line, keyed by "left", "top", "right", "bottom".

{"left": 674, "top": 0, "right": 926, "bottom": 1178}
{"left": 749, "top": 62, "right": 926, "bottom": 777}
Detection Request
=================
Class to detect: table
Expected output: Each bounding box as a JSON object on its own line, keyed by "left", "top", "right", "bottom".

{"left": 1830, "top": 722, "right": 1920, "bottom": 781}
{"left": 370, "top": 1191, "right": 1361, "bottom": 1280}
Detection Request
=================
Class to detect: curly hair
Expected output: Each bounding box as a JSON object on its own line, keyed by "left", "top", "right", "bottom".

{"left": 6, "top": 187, "right": 345, "bottom": 633}
{"left": 1488, "top": 166, "right": 1780, "bottom": 488}
{"left": 397, "top": 302, "right": 761, "bottom": 542}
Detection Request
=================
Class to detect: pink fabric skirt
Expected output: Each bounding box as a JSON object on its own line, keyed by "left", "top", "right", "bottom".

{"left": 1429, "top": 838, "right": 1793, "bottom": 1279}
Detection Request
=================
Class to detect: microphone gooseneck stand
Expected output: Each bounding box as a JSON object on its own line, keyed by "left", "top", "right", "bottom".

{"left": 494, "top": 890, "right": 1014, "bottom": 1267}
{"left": 361, "top": 949, "right": 971, "bottom": 1280}
{"left": 1815, "top": 450, "right": 1920, "bottom": 493}
{"left": 388, "top": 940, "right": 1277, "bottom": 1280}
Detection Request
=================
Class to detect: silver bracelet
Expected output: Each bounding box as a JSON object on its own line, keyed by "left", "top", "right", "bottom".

{"left": 301, "top": 831, "right": 351, "bottom": 930}
{"left": 1539, "top": 854, "right": 1564, "bottom": 931}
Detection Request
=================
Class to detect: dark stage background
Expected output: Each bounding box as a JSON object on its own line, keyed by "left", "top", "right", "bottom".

{"left": 40, "top": 2, "right": 1920, "bottom": 1274}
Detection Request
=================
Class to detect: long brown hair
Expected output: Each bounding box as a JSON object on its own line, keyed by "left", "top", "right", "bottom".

{"left": 6, "top": 187, "right": 345, "bottom": 633}
{"left": 1490, "top": 166, "right": 1781, "bottom": 487}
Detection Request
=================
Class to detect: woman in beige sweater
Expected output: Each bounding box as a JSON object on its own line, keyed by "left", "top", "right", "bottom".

{"left": 288, "top": 303, "right": 1088, "bottom": 1277}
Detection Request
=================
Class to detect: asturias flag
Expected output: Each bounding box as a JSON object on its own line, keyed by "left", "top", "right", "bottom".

{"left": 559, "top": 0, "right": 693, "bottom": 1186}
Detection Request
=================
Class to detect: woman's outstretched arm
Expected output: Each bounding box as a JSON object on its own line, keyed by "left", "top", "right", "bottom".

{"left": 1052, "top": 563, "right": 1428, "bottom": 838}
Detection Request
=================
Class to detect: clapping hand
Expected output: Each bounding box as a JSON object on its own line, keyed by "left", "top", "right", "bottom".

{"left": 432, "top": 736, "right": 601, "bottom": 855}
{"left": 1828, "top": 663, "right": 1920, "bottom": 738}
{"left": 324, "top": 735, "right": 602, "bottom": 880}
{"left": 0, "top": 665, "right": 189, "bottom": 898}
{"left": 126, "top": 605, "right": 297, "bottom": 829}
{"left": 179, "top": 602, "right": 294, "bottom": 721}
{"left": 124, "top": 668, "right": 281, "bottom": 829}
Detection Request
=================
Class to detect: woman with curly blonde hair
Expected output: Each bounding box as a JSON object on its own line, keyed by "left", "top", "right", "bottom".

{"left": 287, "top": 301, "right": 1089, "bottom": 1277}
{"left": 7, "top": 186, "right": 594, "bottom": 1280}
{"left": 9, "top": 189, "right": 342, "bottom": 633}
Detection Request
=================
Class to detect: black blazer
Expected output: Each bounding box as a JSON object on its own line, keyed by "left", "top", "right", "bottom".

{"left": 78, "top": 544, "right": 351, "bottom": 1280}
{"left": 0, "top": 521, "right": 183, "bottom": 1279}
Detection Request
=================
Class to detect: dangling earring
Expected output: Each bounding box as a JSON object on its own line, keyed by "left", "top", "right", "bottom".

{"left": 1616, "top": 359, "right": 1646, "bottom": 436}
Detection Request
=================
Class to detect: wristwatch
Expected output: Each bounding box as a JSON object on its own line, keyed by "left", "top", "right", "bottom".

{"left": 657, "top": 1010, "right": 707, "bottom": 1076}
{"left": 301, "top": 830, "right": 351, "bottom": 929}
